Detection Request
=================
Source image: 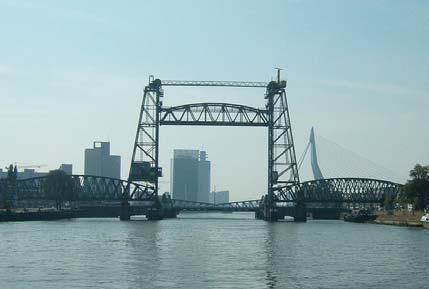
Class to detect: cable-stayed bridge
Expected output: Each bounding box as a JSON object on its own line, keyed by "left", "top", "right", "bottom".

{"left": 0, "top": 74, "right": 403, "bottom": 221}
{"left": 298, "top": 127, "right": 403, "bottom": 184}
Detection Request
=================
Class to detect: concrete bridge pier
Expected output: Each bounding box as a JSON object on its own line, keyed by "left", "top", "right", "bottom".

{"left": 256, "top": 203, "right": 279, "bottom": 221}
{"left": 146, "top": 208, "right": 163, "bottom": 220}
{"left": 274, "top": 206, "right": 307, "bottom": 222}
{"left": 257, "top": 203, "right": 307, "bottom": 222}
{"left": 292, "top": 203, "right": 307, "bottom": 222}
{"left": 120, "top": 200, "right": 131, "bottom": 221}
{"left": 162, "top": 207, "right": 178, "bottom": 218}
{"left": 265, "top": 207, "right": 279, "bottom": 222}
{"left": 255, "top": 209, "right": 263, "bottom": 219}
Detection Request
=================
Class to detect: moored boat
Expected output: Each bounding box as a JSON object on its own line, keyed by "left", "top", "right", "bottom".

{"left": 344, "top": 209, "right": 376, "bottom": 223}
{"left": 420, "top": 213, "right": 429, "bottom": 228}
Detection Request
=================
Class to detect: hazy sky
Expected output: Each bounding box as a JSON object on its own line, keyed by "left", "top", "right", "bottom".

{"left": 1, "top": 0, "right": 428, "bottom": 200}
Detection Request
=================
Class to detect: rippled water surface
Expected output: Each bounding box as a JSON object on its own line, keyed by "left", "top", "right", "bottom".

{"left": 1, "top": 212, "right": 428, "bottom": 289}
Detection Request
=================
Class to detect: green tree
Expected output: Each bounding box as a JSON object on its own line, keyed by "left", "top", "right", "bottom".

{"left": 0, "top": 179, "right": 7, "bottom": 209}
{"left": 382, "top": 194, "right": 395, "bottom": 211}
{"left": 2, "top": 164, "right": 18, "bottom": 210}
{"left": 401, "top": 164, "right": 429, "bottom": 210}
{"left": 43, "top": 170, "right": 76, "bottom": 210}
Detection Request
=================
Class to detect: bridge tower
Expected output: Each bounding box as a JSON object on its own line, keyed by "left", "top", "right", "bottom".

{"left": 264, "top": 72, "right": 300, "bottom": 221}
{"left": 309, "top": 127, "right": 324, "bottom": 180}
{"left": 127, "top": 76, "right": 163, "bottom": 220}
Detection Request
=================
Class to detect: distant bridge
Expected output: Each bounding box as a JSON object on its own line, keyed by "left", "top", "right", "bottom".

{"left": 0, "top": 175, "right": 402, "bottom": 219}
{"left": 276, "top": 178, "right": 401, "bottom": 204}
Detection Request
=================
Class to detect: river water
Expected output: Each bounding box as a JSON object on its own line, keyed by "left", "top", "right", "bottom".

{"left": 0, "top": 212, "right": 428, "bottom": 289}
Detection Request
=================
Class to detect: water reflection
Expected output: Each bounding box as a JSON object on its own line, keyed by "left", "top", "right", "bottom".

{"left": 0, "top": 214, "right": 428, "bottom": 289}
{"left": 123, "top": 221, "right": 162, "bottom": 288}
{"left": 264, "top": 222, "right": 304, "bottom": 289}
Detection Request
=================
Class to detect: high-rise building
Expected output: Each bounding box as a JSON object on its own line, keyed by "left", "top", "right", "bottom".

{"left": 197, "top": 151, "right": 210, "bottom": 203}
{"left": 209, "top": 190, "right": 230, "bottom": 204}
{"left": 170, "top": 149, "right": 211, "bottom": 202}
{"left": 59, "top": 164, "right": 73, "bottom": 175}
{"left": 84, "top": 142, "right": 121, "bottom": 179}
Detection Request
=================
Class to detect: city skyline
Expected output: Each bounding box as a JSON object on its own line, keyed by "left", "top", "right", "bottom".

{"left": 1, "top": 0, "right": 428, "bottom": 201}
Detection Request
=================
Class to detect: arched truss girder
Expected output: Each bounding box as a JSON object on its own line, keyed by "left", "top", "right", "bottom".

{"left": 160, "top": 103, "right": 269, "bottom": 127}
{"left": 11, "top": 175, "right": 156, "bottom": 202}
{"left": 3, "top": 176, "right": 403, "bottom": 208}
{"left": 275, "top": 178, "right": 403, "bottom": 204}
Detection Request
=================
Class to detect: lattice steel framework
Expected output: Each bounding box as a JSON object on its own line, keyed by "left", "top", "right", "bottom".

{"left": 169, "top": 199, "right": 260, "bottom": 211}
{"left": 161, "top": 80, "right": 268, "bottom": 87}
{"left": 128, "top": 78, "right": 163, "bottom": 198}
{"left": 11, "top": 175, "right": 154, "bottom": 203}
{"left": 128, "top": 77, "right": 300, "bottom": 215}
{"left": 2, "top": 176, "right": 403, "bottom": 211}
{"left": 170, "top": 199, "right": 214, "bottom": 210}
{"left": 214, "top": 200, "right": 260, "bottom": 211}
{"left": 265, "top": 81, "right": 300, "bottom": 211}
{"left": 160, "top": 103, "right": 268, "bottom": 127}
{"left": 276, "top": 178, "right": 402, "bottom": 204}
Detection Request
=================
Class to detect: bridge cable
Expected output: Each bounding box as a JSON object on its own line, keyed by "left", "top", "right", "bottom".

{"left": 314, "top": 134, "right": 403, "bottom": 182}
{"left": 297, "top": 140, "right": 311, "bottom": 171}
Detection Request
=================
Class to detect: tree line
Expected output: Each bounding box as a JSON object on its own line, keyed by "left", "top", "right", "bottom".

{"left": 384, "top": 164, "right": 429, "bottom": 211}
{"left": 1, "top": 166, "right": 76, "bottom": 211}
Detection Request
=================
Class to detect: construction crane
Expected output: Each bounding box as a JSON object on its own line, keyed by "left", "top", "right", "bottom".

{"left": 4, "top": 164, "right": 47, "bottom": 170}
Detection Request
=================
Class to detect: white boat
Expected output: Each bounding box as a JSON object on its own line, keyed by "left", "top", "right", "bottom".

{"left": 420, "top": 213, "right": 429, "bottom": 228}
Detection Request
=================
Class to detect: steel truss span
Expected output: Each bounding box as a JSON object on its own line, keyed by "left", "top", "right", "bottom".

{"left": 160, "top": 103, "right": 268, "bottom": 127}
{"left": 169, "top": 199, "right": 260, "bottom": 211}
{"left": 161, "top": 80, "right": 268, "bottom": 87}
{"left": 2, "top": 176, "right": 403, "bottom": 210}
{"left": 170, "top": 199, "right": 215, "bottom": 210}
{"left": 11, "top": 175, "right": 155, "bottom": 202}
{"left": 214, "top": 200, "right": 260, "bottom": 211}
{"left": 275, "top": 178, "right": 402, "bottom": 204}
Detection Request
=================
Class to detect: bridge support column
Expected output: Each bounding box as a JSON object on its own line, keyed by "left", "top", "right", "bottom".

{"left": 265, "top": 207, "right": 279, "bottom": 222}
{"left": 120, "top": 200, "right": 131, "bottom": 221}
{"left": 162, "top": 207, "right": 177, "bottom": 218}
{"left": 263, "top": 204, "right": 307, "bottom": 222}
{"left": 146, "top": 208, "right": 163, "bottom": 220}
{"left": 255, "top": 209, "right": 263, "bottom": 219}
{"left": 293, "top": 203, "right": 307, "bottom": 222}
{"left": 257, "top": 201, "right": 279, "bottom": 222}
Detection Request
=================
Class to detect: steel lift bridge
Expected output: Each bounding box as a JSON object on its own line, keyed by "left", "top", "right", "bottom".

{"left": 1, "top": 74, "right": 402, "bottom": 221}
{"left": 0, "top": 74, "right": 403, "bottom": 221}
{"left": 124, "top": 73, "right": 300, "bottom": 221}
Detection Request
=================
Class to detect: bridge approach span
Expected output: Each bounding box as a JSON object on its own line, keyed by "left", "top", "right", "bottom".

{"left": 275, "top": 177, "right": 402, "bottom": 204}
{"left": 3, "top": 176, "right": 403, "bottom": 213}
{"left": 10, "top": 175, "right": 155, "bottom": 202}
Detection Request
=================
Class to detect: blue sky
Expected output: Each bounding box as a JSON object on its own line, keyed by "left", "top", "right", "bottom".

{"left": 1, "top": 0, "right": 428, "bottom": 200}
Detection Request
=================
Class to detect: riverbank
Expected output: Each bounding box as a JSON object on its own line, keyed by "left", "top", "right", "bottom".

{"left": 0, "top": 209, "right": 75, "bottom": 222}
{"left": 372, "top": 210, "right": 424, "bottom": 227}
